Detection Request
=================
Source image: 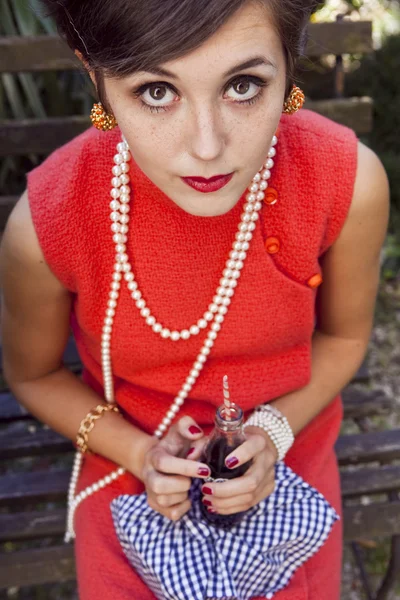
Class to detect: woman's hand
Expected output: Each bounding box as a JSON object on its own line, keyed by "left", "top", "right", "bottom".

{"left": 141, "top": 416, "right": 211, "bottom": 521}
{"left": 189, "top": 426, "right": 278, "bottom": 515}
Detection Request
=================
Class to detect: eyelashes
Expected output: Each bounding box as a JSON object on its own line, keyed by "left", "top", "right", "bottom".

{"left": 224, "top": 75, "right": 268, "bottom": 103}
{"left": 131, "top": 75, "right": 268, "bottom": 114}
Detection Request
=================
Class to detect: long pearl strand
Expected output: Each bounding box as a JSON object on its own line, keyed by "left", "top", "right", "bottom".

{"left": 64, "top": 135, "right": 278, "bottom": 542}
{"left": 109, "top": 140, "right": 277, "bottom": 342}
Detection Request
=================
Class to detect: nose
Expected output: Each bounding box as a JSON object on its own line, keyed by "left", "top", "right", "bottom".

{"left": 187, "top": 104, "right": 225, "bottom": 163}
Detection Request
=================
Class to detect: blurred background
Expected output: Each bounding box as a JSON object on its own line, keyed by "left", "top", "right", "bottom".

{"left": 0, "top": 1, "right": 399, "bottom": 598}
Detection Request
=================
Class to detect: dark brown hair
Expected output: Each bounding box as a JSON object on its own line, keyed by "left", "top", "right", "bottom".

{"left": 39, "top": 0, "right": 316, "bottom": 104}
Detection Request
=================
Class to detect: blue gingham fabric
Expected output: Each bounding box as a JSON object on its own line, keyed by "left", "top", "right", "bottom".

{"left": 110, "top": 462, "right": 339, "bottom": 600}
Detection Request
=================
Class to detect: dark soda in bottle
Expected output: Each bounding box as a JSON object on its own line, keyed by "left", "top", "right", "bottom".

{"left": 200, "top": 402, "right": 253, "bottom": 528}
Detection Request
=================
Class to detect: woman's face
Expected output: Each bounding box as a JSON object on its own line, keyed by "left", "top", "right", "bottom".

{"left": 103, "top": 1, "right": 286, "bottom": 217}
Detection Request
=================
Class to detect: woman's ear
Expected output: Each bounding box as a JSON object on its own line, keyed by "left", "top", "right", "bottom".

{"left": 74, "top": 49, "right": 96, "bottom": 87}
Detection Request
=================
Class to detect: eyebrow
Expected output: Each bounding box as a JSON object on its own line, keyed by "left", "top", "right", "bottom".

{"left": 143, "top": 56, "right": 276, "bottom": 80}
{"left": 224, "top": 56, "right": 276, "bottom": 77}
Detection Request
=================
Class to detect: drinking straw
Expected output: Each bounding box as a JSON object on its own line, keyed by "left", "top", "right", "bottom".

{"left": 223, "top": 375, "right": 232, "bottom": 421}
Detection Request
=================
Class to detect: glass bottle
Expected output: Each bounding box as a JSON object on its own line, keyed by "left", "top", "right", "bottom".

{"left": 200, "top": 402, "right": 253, "bottom": 528}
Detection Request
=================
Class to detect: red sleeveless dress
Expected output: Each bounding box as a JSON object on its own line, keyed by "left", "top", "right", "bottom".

{"left": 28, "top": 109, "right": 358, "bottom": 600}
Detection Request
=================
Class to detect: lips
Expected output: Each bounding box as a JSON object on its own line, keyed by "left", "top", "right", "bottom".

{"left": 182, "top": 173, "right": 234, "bottom": 193}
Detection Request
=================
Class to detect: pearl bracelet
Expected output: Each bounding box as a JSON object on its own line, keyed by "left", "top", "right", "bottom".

{"left": 243, "top": 404, "right": 294, "bottom": 462}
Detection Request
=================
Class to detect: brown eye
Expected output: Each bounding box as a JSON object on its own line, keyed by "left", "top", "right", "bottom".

{"left": 233, "top": 81, "right": 250, "bottom": 95}
{"left": 225, "top": 77, "right": 263, "bottom": 103}
{"left": 139, "top": 83, "right": 177, "bottom": 109}
{"left": 149, "top": 85, "right": 167, "bottom": 100}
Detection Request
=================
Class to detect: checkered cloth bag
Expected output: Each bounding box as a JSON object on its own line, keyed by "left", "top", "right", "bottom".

{"left": 111, "top": 462, "right": 339, "bottom": 600}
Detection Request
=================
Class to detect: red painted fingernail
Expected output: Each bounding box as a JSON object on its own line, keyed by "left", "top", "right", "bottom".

{"left": 202, "top": 486, "right": 213, "bottom": 495}
{"left": 187, "top": 447, "right": 195, "bottom": 456}
{"left": 202, "top": 498, "right": 212, "bottom": 507}
{"left": 189, "top": 425, "right": 202, "bottom": 435}
{"left": 207, "top": 507, "right": 217, "bottom": 513}
{"left": 198, "top": 467, "right": 210, "bottom": 477}
{"left": 226, "top": 457, "right": 239, "bottom": 468}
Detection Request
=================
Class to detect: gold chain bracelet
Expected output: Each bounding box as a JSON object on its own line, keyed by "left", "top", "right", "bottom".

{"left": 76, "top": 403, "right": 120, "bottom": 454}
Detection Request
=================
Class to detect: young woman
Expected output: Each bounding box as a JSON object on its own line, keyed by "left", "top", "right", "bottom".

{"left": 0, "top": 0, "right": 389, "bottom": 598}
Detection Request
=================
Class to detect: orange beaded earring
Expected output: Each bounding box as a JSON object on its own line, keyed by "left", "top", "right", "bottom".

{"left": 90, "top": 102, "right": 118, "bottom": 131}
{"left": 283, "top": 85, "right": 305, "bottom": 115}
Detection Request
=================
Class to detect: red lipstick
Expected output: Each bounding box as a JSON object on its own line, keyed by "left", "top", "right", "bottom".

{"left": 182, "top": 173, "right": 233, "bottom": 193}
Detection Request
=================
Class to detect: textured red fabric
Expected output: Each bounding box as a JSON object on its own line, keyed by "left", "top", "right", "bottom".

{"left": 27, "top": 109, "right": 357, "bottom": 599}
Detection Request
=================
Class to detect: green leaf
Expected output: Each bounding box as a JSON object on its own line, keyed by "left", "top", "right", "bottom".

{"left": 29, "top": 0, "right": 58, "bottom": 34}
{"left": 1, "top": 73, "right": 26, "bottom": 119}
{"left": 0, "top": 1, "right": 46, "bottom": 118}
{"left": 0, "top": 0, "right": 17, "bottom": 35}
{"left": 12, "top": 0, "right": 41, "bottom": 35}
{"left": 17, "top": 72, "right": 46, "bottom": 118}
{"left": 42, "top": 71, "right": 68, "bottom": 116}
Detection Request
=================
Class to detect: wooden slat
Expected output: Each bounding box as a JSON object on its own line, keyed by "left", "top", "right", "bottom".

{"left": 336, "top": 430, "right": 400, "bottom": 466}
{"left": 4, "top": 501, "right": 398, "bottom": 546}
{"left": 3, "top": 406, "right": 398, "bottom": 460}
{"left": 0, "top": 97, "right": 372, "bottom": 159}
{"left": 0, "top": 469, "right": 70, "bottom": 507}
{"left": 342, "top": 388, "right": 394, "bottom": 420}
{"left": 306, "top": 21, "right": 373, "bottom": 56}
{"left": 0, "top": 545, "right": 75, "bottom": 589}
{"left": 0, "top": 35, "right": 79, "bottom": 73}
{"left": 0, "top": 116, "right": 90, "bottom": 157}
{"left": 3, "top": 503, "right": 399, "bottom": 545}
{"left": 0, "top": 426, "right": 73, "bottom": 459}
{"left": 305, "top": 97, "right": 373, "bottom": 134}
{"left": 0, "top": 509, "right": 66, "bottom": 542}
{"left": 2, "top": 386, "right": 388, "bottom": 424}
{"left": 0, "top": 392, "right": 30, "bottom": 422}
{"left": 343, "top": 502, "right": 400, "bottom": 541}
{"left": 1, "top": 462, "right": 399, "bottom": 509}
{"left": 0, "top": 506, "right": 398, "bottom": 587}
{"left": 4, "top": 501, "right": 397, "bottom": 546}
{"left": 2, "top": 421, "right": 398, "bottom": 463}
{"left": 3, "top": 407, "right": 396, "bottom": 462}
{"left": 341, "top": 465, "right": 400, "bottom": 498}
{"left": 0, "top": 473, "right": 398, "bottom": 589}
{"left": 0, "top": 22, "right": 373, "bottom": 74}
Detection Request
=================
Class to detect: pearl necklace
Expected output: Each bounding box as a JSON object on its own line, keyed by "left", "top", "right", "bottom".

{"left": 109, "top": 141, "right": 277, "bottom": 342}
{"left": 64, "top": 134, "right": 278, "bottom": 542}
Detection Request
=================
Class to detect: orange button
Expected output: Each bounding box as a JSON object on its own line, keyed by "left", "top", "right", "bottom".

{"left": 264, "top": 187, "right": 278, "bottom": 206}
{"left": 307, "top": 274, "right": 323, "bottom": 289}
{"left": 265, "top": 236, "right": 280, "bottom": 254}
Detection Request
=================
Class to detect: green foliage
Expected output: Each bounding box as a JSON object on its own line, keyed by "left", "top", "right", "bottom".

{"left": 382, "top": 234, "right": 400, "bottom": 280}
{"left": 313, "top": 0, "right": 369, "bottom": 15}
{"left": 347, "top": 35, "right": 400, "bottom": 156}
{"left": 0, "top": 0, "right": 92, "bottom": 196}
{"left": 0, "top": 0, "right": 92, "bottom": 121}
{"left": 346, "top": 33, "right": 400, "bottom": 238}
{"left": 314, "top": 0, "right": 392, "bottom": 14}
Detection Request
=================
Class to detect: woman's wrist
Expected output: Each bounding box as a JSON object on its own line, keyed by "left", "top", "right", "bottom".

{"left": 87, "top": 407, "right": 157, "bottom": 480}
{"left": 127, "top": 430, "right": 159, "bottom": 482}
{"left": 10, "top": 365, "right": 157, "bottom": 482}
{"left": 244, "top": 424, "right": 279, "bottom": 462}
{"left": 243, "top": 404, "right": 295, "bottom": 461}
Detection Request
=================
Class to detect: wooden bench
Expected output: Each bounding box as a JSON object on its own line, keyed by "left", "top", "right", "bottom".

{"left": 0, "top": 18, "right": 374, "bottom": 226}
{"left": 2, "top": 15, "right": 399, "bottom": 600}
{"left": 0, "top": 343, "right": 400, "bottom": 598}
